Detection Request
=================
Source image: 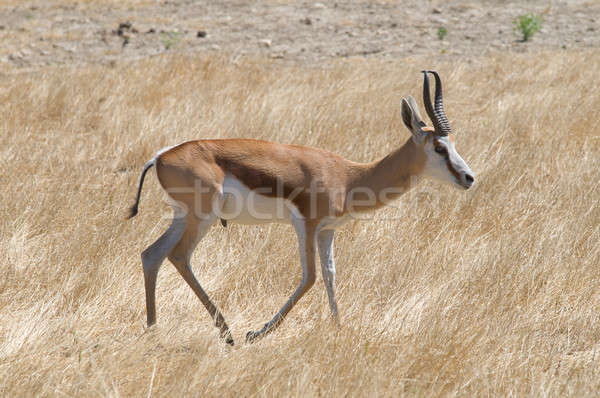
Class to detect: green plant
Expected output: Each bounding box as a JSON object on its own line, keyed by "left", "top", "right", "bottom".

{"left": 514, "top": 13, "right": 542, "bottom": 42}
{"left": 161, "top": 31, "right": 183, "bottom": 50}
{"left": 437, "top": 27, "right": 448, "bottom": 40}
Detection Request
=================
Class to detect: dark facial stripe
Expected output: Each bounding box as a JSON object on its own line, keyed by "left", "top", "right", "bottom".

{"left": 434, "top": 138, "right": 461, "bottom": 182}
{"left": 444, "top": 152, "right": 461, "bottom": 182}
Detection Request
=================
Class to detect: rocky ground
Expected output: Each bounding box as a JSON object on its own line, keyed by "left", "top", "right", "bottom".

{"left": 0, "top": 0, "right": 598, "bottom": 71}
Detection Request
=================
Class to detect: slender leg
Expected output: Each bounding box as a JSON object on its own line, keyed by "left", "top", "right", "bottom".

{"left": 317, "top": 229, "right": 339, "bottom": 325}
{"left": 246, "top": 218, "right": 317, "bottom": 343}
{"left": 168, "top": 215, "right": 234, "bottom": 346}
{"left": 141, "top": 215, "right": 187, "bottom": 327}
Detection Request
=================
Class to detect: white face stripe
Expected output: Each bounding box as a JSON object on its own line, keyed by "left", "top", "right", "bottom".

{"left": 422, "top": 135, "right": 474, "bottom": 189}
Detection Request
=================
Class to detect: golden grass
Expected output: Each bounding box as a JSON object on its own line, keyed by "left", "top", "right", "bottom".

{"left": 1, "top": 50, "right": 599, "bottom": 396}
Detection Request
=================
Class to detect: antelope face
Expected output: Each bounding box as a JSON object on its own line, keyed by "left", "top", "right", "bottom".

{"left": 423, "top": 133, "right": 474, "bottom": 190}
{"left": 401, "top": 70, "right": 475, "bottom": 190}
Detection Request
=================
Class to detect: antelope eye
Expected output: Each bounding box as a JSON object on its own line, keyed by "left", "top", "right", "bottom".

{"left": 435, "top": 146, "right": 447, "bottom": 155}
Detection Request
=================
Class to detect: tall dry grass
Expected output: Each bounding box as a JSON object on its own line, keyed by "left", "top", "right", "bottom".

{"left": 1, "top": 50, "right": 599, "bottom": 396}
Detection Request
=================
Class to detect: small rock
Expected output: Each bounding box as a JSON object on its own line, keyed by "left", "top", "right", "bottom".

{"left": 116, "top": 21, "right": 134, "bottom": 37}
{"left": 313, "top": 2, "right": 325, "bottom": 9}
{"left": 259, "top": 39, "right": 272, "bottom": 48}
{"left": 390, "top": 22, "right": 398, "bottom": 28}
{"left": 119, "top": 21, "right": 132, "bottom": 31}
{"left": 432, "top": 7, "right": 442, "bottom": 14}
{"left": 300, "top": 17, "right": 312, "bottom": 25}
{"left": 197, "top": 30, "right": 207, "bottom": 38}
{"left": 146, "top": 28, "right": 155, "bottom": 34}
{"left": 53, "top": 43, "right": 75, "bottom": 53}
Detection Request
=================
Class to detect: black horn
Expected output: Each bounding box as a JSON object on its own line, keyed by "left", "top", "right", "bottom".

{"left": 422, "top": 70, "right": 437, "bottom": 130}
{"left": 421, "top": 70, "right": 451, "bottom": 136}
{"left": 430, "top": 70, "right": 451, "bottom": 135}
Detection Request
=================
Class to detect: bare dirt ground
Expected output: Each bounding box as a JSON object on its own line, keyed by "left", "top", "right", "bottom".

{"left": 1, "top": 0, "right": 599, "bottom": 71}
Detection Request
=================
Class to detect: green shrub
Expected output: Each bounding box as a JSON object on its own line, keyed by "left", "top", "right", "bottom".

{"left": 437, "top": 27, "right": 448, "bottom": 40}
{"left": 161, "top": 31, "right": 183, "bottom": 50}
{"left": 514, "top": 13, "right": 542, "bottom": 42}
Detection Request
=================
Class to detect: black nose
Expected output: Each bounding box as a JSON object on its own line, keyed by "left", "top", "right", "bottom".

{"left": 465, "top": 174, "right": 474, "bottom": 185}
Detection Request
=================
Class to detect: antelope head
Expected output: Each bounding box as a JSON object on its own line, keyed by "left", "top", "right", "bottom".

{"left": 401, "top": 71, "right": 475, "bottom": 190}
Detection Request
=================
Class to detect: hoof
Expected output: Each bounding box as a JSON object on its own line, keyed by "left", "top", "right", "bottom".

{"left": 221, "top": 331, "right": 234, "bottom": 346}
{"left": 246, "top": 331, "right": 257, "bottom": 344}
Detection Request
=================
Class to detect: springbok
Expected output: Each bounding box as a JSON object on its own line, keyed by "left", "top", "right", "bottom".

{"left": 128, "top": 71, "right": 474, "bottom": 345}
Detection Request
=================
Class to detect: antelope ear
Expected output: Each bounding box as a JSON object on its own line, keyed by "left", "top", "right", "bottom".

{"left": 401, "top": 98, "right": 413, "bottom": 130}
{"left": 401, "top": 96, "right": 427, "bottom": 144}
{"left": 406, "top": 96, "right": 425, "bottom": 126}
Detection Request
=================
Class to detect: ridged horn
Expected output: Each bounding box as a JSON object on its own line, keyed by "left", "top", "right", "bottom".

{"left": 430, "top": 70, "right": 451, "bottom": 136}
{"left": 422, "top": 71, "right": 437, "bottom": 131}
{"left": 421, "top": 70, "right": 450, "bottom": 136}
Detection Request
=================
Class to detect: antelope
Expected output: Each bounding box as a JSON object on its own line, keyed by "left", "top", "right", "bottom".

{"left": 127, "top": 71, "right": 474, "bottom": 345}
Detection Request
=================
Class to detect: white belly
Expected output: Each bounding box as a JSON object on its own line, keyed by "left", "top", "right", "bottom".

{"left": 216, "top": 175, "right": 353, "bottom": 230}
{"left": 218, "top": 175, "right": 296, "bottom": 225}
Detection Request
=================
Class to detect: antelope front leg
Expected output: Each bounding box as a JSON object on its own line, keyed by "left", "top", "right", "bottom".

{"left": 317, "top": 229, "right": 339, "bottom": 325}
{"left": 246, "top": 219, "right": 317, "bottom": 343}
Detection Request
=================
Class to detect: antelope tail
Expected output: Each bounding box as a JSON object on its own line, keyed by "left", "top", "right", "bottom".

{"left": 127, "top": 159, "right": 155, "bottom": 219}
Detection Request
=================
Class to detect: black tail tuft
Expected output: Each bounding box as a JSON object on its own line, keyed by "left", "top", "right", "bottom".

{"left": 126, "top": 160, "right": 154, "bottom": 220}
{"left": 127, "top": 204, "right": 139, "bottom": 219}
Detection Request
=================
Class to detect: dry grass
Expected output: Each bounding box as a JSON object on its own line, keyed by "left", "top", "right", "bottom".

{"left": 1, "top": 50, "right": 599, "bottom": 396}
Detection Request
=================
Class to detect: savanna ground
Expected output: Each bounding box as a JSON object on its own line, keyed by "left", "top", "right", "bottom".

{"left": 1, "top": 1, "right": 600, "bottom": 397}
